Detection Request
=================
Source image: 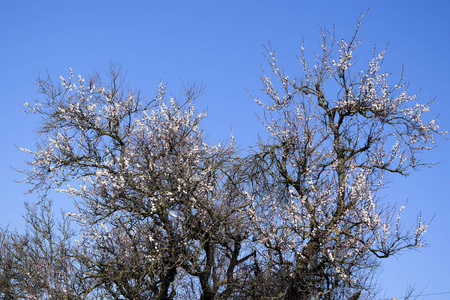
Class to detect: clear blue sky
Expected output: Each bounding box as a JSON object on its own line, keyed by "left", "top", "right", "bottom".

{"left": 1, "top": 1, "right": 449, "bottom": 299}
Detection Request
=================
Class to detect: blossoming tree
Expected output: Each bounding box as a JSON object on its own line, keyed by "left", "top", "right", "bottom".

{"left": 2, "top": 16, "right": 445, "bottom": 300}
{"left": 245, "top": 16, "right": 444, "bottom": 299}
{"left": 18, "top": 65, "right": 253, "bottom": 299}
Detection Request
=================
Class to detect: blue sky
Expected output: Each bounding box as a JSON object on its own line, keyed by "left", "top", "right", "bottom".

{"left": 1, "top": 1, "right": 449, "bottom": 298}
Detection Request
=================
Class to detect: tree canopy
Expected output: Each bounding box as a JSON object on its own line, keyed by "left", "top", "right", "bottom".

{"left": 1, "top": 17, "right": 445, "bottom": 300}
